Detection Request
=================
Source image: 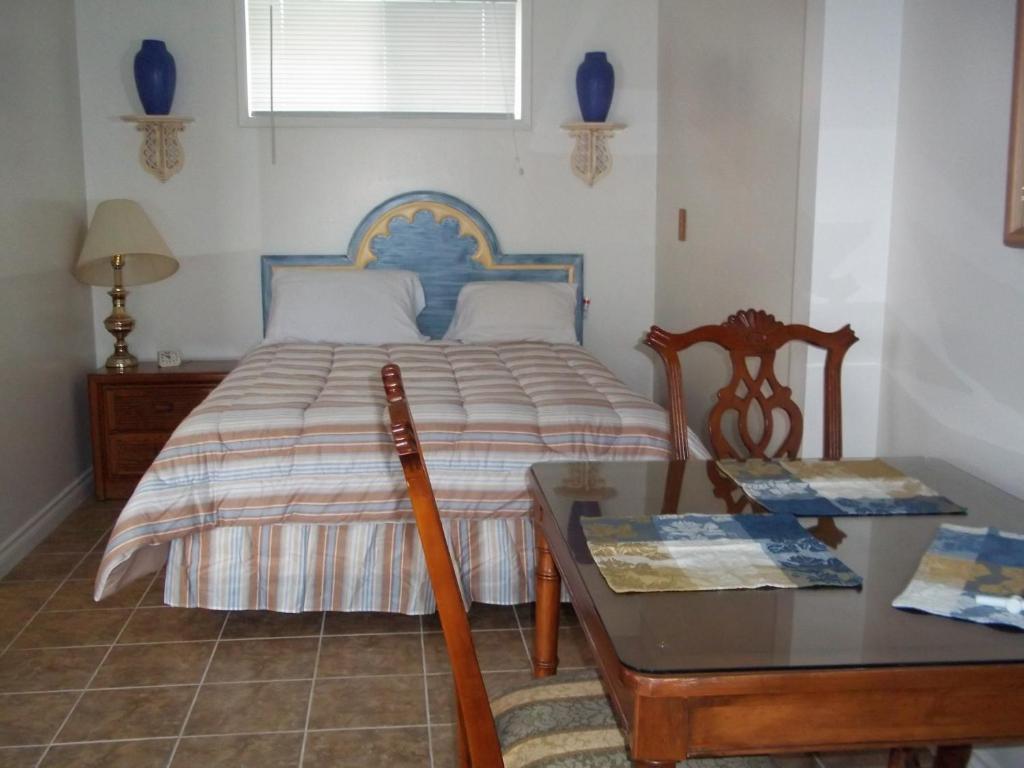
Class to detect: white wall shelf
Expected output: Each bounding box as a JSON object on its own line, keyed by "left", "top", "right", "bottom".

{"left": 561, "top": 122, "right": 625, "bottom": 186}
{"left": 121, "top": 115, "right": 193, "bottom": 182}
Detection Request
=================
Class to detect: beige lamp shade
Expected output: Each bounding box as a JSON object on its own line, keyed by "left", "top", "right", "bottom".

{"left": 75, "top": 199, "right": 178, "bottom": 286}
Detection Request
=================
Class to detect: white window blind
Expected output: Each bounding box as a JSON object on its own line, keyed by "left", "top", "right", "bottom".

{"left": 244, "top": 0, "right": 522, "bottom": 117}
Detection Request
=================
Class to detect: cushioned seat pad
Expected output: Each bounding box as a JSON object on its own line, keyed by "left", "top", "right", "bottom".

{"left": 492, "top": 670, "right": 776, "bottom": 767}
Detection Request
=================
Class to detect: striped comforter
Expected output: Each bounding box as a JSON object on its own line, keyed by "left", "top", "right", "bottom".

{"left": 95, "top": 342, "right": 673, "bottom": 603}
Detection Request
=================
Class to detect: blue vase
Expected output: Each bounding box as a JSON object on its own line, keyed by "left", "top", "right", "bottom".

{"left": 134, "top": 39, "right": 176, "bottom": 115}
{"left": 575, "top": 51, "right": 614, "bottom": 122}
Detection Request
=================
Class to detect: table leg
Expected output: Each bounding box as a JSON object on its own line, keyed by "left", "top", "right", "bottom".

{"left": 933, "top": 746, "right": 972, "bottom": 768}
{"left": 631, "top": 693, "right": 686, "bottom": 766}
{"left": 534, "top": 526, "right": 561, "bottom": 678}
{"left": 886, "top": 746, "right": 970, "bottom": 768}
{"left": 886, "top": 748, "right": 919, "bottom": 768}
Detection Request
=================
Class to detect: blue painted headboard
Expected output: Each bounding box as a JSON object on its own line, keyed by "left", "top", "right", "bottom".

{"left": 261, "top": 191, "right": 585, "bottom": 341}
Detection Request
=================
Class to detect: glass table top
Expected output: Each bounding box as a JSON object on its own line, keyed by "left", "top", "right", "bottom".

{"left": 531, "top": 458, "right": 1024, "bottom": 675}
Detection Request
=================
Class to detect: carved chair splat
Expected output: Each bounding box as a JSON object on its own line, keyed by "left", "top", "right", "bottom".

{"left": 645, "top": 309, "right": 858, "bottom": 462}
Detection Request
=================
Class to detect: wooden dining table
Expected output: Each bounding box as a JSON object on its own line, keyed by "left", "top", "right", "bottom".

{"left": 529, "top": 458, "right": 1024, "bottom": 767}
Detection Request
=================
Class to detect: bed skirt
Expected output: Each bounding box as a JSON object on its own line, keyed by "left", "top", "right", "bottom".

{"left": 164, "top": 518, "right": 536, "bottom": 614}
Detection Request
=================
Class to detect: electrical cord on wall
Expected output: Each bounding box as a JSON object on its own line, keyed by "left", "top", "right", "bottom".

{"left": 269, "top": 4, "right": 277, "bottom": 164}
{"left": 489, "top": 0, "right": 525, "bottom": 177}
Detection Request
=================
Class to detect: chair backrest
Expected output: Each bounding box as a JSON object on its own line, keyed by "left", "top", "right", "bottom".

{"left": 381, "top": 363, "right": 504, "bottom": 768}
{"left": 645, "top": 309, "right": 857, "bottom": 461}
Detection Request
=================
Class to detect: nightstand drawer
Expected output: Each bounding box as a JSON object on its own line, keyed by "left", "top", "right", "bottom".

{"left": 104, "top": 385, "right": 213, "bottom": 433}
{"left": 107, "top": 434, "right": 169, "bottom": 476}
{"left": 88, "top": 360, "right": 235, "bottom": 500}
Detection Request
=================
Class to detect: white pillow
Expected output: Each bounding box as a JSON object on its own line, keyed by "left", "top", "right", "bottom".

{"left": 265, "top": 268, "right": 428, "bottom": 345}
{"left": 443, "top": 282, "right": 578, "bottom": 344}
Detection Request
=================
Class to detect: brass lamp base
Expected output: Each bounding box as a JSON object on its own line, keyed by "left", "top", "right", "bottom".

{"left": 104, "top": 264, "right": 138, "bottom": 371}
{"left": 105, "top": 348, "right": 139, "bottom": 372}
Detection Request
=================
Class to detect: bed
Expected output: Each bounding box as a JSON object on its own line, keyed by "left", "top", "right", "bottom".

{"left": 94, "top": 191, "right": 696, "bottom": 613}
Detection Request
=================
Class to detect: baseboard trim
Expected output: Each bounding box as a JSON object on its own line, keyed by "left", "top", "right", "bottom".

{"left": 813, "top": 749, "right": 1019, "bottom": 768}
{"left": 0, "top": 468, "right": 93, "bottom": 577}
{"left": 971, "top": 747, "right": 1024, "bottom": 768}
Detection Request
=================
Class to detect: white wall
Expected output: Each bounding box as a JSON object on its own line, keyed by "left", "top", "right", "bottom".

{"left": 881, "top": 0, "right": 1024, "bottom": 496}
{"left": 57, "top": 2, "right": 1024, "bottom": 760}
{"left": 653, "top": 0, "right": 807, "bottom": 428}
{"left": 0, "top": 0, "right": 93, "bottom": 564}
{"left": 881, "top": 3, "right": 1022, "bottom": 761}
{"left": 75, "top": 0, "right": 661, "bottom": 395}
{"left": 794, "top": 0, "right": 903, "bottom": 458}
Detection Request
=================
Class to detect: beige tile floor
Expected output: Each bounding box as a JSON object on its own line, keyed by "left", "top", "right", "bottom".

{"left": 0, "top": 500, "right": 930, "bottom": 767}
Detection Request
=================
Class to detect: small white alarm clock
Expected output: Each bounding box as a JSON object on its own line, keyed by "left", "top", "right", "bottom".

{"left": 157, "top": 350, "right": 182, "bottom": 368}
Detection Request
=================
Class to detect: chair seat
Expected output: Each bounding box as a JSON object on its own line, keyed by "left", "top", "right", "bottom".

{"left": 491, "top": 669, "right": 776, "bottom": 767}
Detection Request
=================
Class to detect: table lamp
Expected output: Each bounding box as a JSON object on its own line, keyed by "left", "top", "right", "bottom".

{"left": 75, "top": 199, "right": 178, "bottom": 371}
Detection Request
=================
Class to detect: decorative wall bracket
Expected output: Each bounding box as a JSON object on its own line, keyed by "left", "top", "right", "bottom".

{"left": 121, "top": 115, "right": 193, "bottom": 182}
{"left": 561, "top": 122, "right": 625, "bottom": 186}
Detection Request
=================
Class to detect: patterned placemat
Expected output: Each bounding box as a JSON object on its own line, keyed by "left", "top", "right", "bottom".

{"left": 715, "top": 459, "right": 966, "bottom": 517}
{"left": 581, "top": 514, "right": 862, "bottom": 593}
{"left": 893, "top": 524, "right": 1024, "bottom": 630}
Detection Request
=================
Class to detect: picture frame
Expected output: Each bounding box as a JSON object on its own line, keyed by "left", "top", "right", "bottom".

{"left": 1005, "top": 0, "right": 1024, "bottom": 246}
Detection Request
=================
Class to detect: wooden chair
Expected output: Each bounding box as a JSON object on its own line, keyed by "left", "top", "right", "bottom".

{"left": 383, "top": 364, "right": 820, "bottom": 768}
{"left": 644, "top": 309, "right": 858, "bottom": 462}
{"left": 382, "top": 362, "right": 636, "bottom": 767}
{"left": 645, "top": 312, "right": 926, "bottom": 768}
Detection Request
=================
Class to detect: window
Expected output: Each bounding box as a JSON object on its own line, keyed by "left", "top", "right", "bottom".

{"left": 240, "top": 0, "right": 526, "bottom": 119}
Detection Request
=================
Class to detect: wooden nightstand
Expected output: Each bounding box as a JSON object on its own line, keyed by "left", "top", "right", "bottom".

{"left": 88, "top": 360, "right": 236, "bottom": 500}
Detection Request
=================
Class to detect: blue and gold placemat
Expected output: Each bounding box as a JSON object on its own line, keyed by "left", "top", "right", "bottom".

{"left": 715, "top": 459, "right": 966, "bottom": 517}
{"left": 581, "top": 514, "right": 862, "bottom": 593}
{"left": 893, "top": 524, "right": 1024, "bottom": 630}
